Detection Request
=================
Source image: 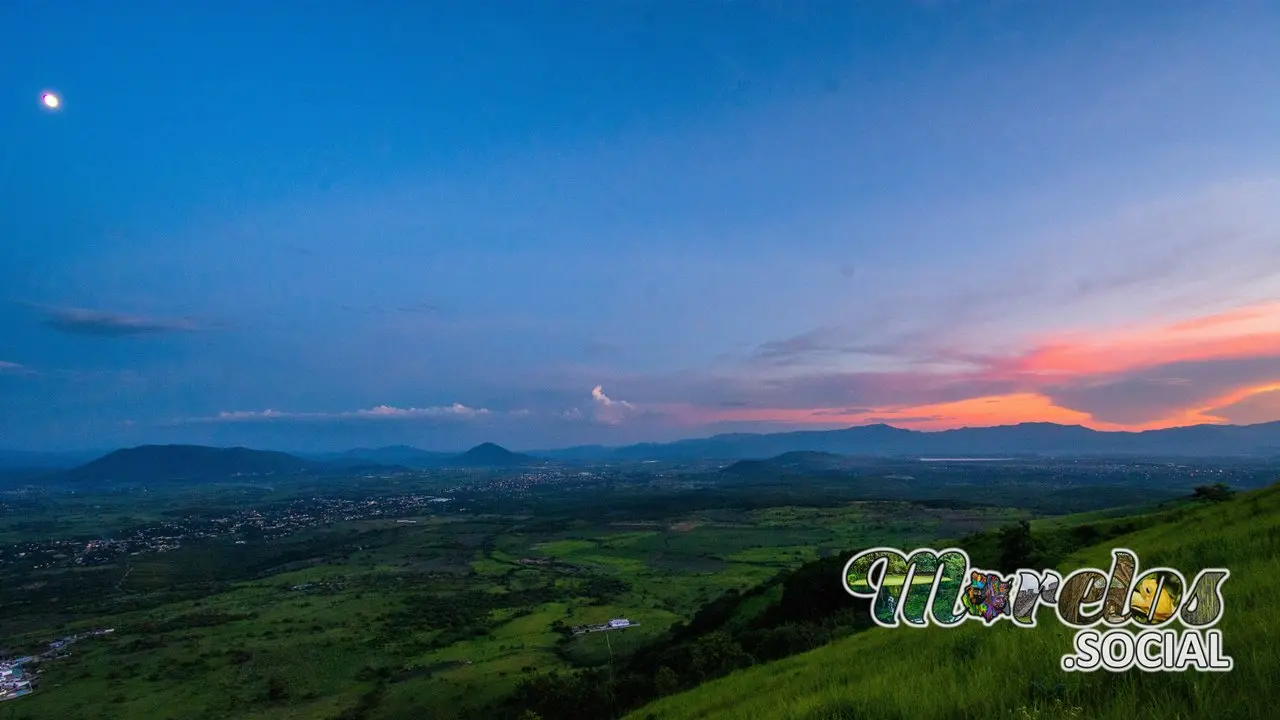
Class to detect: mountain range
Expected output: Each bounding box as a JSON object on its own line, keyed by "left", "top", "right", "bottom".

{"left": 293, "top": 421, "right": 1280, "bottom": 465}
{"left": 307, "top": 443, "right": 540, "bottom": 468}
{"left": 306, "top": 445, "right": 454, "bottom": 468}
{"left": 16, "top": 442, "right": 542, "bottom": 486}
{"left": 533, "top": 421, "right": 1280, "bottom": 460}
{"left": 6, "top": 422, "right": 1280, "bottom": 485}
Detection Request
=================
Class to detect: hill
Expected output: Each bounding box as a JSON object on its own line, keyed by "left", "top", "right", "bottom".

{"left": 622, "top": 483, "right": 1280, "bottom": 720}
{"left": 540, "top": 421, "right": 1280, "bottom": 460}
{"left": 447, "top": 442, "right": 540, "bottom": 467}
{"left": 52, "top": 445, "right": 318, "bottom": 485}
{"left": 314, "top": 445, "right": 454, "bottom": 468}
{"left": 721, "top": 450, "right": 868, "bottom": 476}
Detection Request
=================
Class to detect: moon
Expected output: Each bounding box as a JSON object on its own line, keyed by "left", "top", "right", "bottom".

{"left": 41, "top": 92, "right": 61, "bottom": 110}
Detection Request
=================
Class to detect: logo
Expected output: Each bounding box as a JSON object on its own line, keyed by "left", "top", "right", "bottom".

{"left": 842, "top": 547, "right": 1231, "bottom": 672}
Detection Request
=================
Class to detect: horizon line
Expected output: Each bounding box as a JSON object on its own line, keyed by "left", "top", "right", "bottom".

{"left": 8, "top": 418, "right": 1279, "bottom": 457}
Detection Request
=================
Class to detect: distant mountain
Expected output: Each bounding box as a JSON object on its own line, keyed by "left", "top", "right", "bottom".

{"left": 548, "top": 421, "right": 1280, "bottom": 460}
{"left": 22, "top": 421, "right": 1280, "bottom": 482}
{"left": 447, "top": 442, "right": 541, "bottom": 467}
{"left": 313, "top": 445, "right": 454, "bottom": 468}
{"left": 531, "top": 444, "right": 612, "bottom": 461}
{"left": 0, "top": 449, "right": 107, "bottom": 469}
{"left": 53, "top": 445, "right": 318, "bottom": 485}
{"left": 0, "top": 467, "right": 53, "bottom": 485}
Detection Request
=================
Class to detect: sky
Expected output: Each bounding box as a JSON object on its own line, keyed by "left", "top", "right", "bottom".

{"left": 2, "top": 0, "right": 1280, "bottom": 452}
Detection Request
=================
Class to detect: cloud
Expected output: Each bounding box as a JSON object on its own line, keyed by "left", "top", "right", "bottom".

{"left": 750, "top": 324, "right": 991, "bottom": 373}
{"left": 1208, "top": 388, "right": 1280, "bottom": 426}
{"left": 993, "top": 302, "right": 1280, "bottom": 379}
{"left": 670, "top": 369, "right": 1015, "bottom": 411}
{"left": 859, "top": 415, "right": 946, "bottom": 425}
{"left": 625, "top": 300, "right": 1280, "bottom": 431}
{"left": 1011, "top": 178, "right": 1280, "bottom": 315}
{"left": 0, "top": 361, "right": 34, "bottom": 376}
{"left": 359, "top": 404, "right": 489, "bottom": 419}
{"left": 1166, "top": 305, "right": 1278, "bottom": 333}
{"left": 1041, "top": 356, "right": 1280, "bottom": 425}
{"left": 751, "top": 326, "right": 938, "bottom": 366}
{"left": 591, "top": 385, "right": 632, "bottom": 408}
{"left": 339, "top": 304, "right": 387, "bottom": 316}
{"left": 397, "top": 302, "right": 440, "bottom": 314}
{"left": 37, "top": 305, "right": 200, "bottom": 337}
{"left": 590, "top": 384, "right": 635, "bottom": 424}
{"left": 746, "top": 180, "right": 1280, "bottom": 378}
{"left": 753, "top": 327, "right": 852, "bottom": 365}
{"left": 810, "top": 407, "right": 876, "bottom": 416}
{"left": 662, "top": 392, "right": 1097, "bottom": 431}
{"left": 183, "top": 403, "right": 496, "bottom": 423}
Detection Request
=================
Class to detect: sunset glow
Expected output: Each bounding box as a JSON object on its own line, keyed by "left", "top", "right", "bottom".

{"left": 661, "top": 303, "right": 1280, "bottom": 433}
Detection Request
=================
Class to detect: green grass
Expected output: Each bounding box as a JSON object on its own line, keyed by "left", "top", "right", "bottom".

{"left": 626, "top": 485, "right": 1280, "bottom": 720}
{"left": 722, "top": 585, "right": 784, "bottom": 632}
{"left": 533, "top": 539, "right": 599, "bottom": 556}
{"left": 725, "top": 546, "right": 818, "bottom": 564}
{"left": 847, "top": 574, "right": 939, "bottom": 593}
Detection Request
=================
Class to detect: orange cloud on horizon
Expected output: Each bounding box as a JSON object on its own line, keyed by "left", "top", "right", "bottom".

{"left": 1004, "top": 301, "right": 1280, "bottom": 379}
{"left": 664, "top": 302, "right": 1280, "bottom": 432}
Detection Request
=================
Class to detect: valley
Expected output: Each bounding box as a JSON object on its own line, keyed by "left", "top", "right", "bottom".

{"left": 0, "top": 443, "right": 1271, "bottom": 718}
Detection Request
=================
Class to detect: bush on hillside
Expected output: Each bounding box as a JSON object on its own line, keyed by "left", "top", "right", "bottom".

{"left": 1191, "top": 483, "right": 1235, "bottom": 502}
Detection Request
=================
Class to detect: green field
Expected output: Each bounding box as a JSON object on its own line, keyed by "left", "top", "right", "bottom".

{"left": 626, "top": 484, "right": 1280, "bottom": 720}
{"left": 0, "top": 497, "right": 1009, "bottom": 719}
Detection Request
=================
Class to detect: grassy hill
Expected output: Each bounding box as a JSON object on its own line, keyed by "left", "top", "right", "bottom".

{"left": 625, "top": 483, "right": 1280, "bottom": 720}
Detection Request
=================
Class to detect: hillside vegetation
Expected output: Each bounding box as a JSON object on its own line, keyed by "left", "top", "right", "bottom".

{"left": 625, "top": 483, "right": 1280, "bottom": 720}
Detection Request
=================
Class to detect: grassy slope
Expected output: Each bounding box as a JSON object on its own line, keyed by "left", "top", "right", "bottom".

{"left": 627, "top": 484, "right": 1280, "bottom": 720}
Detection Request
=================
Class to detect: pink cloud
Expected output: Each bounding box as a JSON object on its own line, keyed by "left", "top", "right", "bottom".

{"left": 187, "top": 403, "right": 494, "bottom": 423}
{"left": 656, "top": 302, "right": 1280, "bottom": 431}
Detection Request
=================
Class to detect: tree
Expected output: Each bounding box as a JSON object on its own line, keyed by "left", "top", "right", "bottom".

{"left": 998, "top": 520, "right": 1038, "bottom": 572}
{"left": 1192, "top": 483, "right": 1235, "bottom": 502}
{"left": 689, "top": 631, "right": 753, "bottom": 681}
{"left": 654, "top": 665, "right": 681, "bottom": 696}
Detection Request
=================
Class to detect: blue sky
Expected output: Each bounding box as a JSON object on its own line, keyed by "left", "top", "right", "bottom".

{"left": 3, "top": 1, "right": 1280, "bottom": 452}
